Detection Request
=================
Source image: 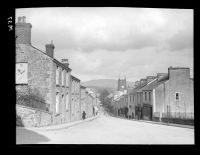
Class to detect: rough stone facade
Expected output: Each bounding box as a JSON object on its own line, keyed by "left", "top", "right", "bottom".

{"left": 80, "top": 86, "right": 86, "bottom": 114}
{"left": 16, "top": 104, "right": 52, "bottom": 127}
{"left": 85, "top": 93, "right": 94, "bottom": 118}
{"left": 53, "top": 61, "right": 71, "bottom": 125}
{"left": 71, "top": 75, "right": 81, "bottom": 122}
{"left": 15, "top": 16, "right": 98, "bottom": 127}
{"left": 16, "top": 44, "right": 54, "bottom": 110}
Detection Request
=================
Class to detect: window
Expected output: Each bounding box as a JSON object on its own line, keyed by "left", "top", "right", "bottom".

{"left": 62, "top": 94, "right": 64, "bottom": 106}
{"left": 75, "top": 82, "right": 76, "bottom": 93}
{"left": 74, "top": 99, "right": 76, "bottom": 113}
{"left": 56, "top": 92, "right": 59, "bottom": 113}
{"left": 77, "top": 83, "right": 79, "bottom": 93}
{"left": 72, "top": 98, "right": 74, "bottom": 114}
{"left": 66, "top": 93, "right": 69, "bottom": 110}
{"left": 175, "top": 92, "right": 180, "bottom": 101}
{"left": 74, "top": 82, "right": 76, "bottom": 93}
{"left": 72, "top": 81, "right": 74, "bottom": 93}
{"left": 145, "top": 92, "right": 147, "bottom": 101}
{"left": 62, "top": 69, "right": 65, "bottom": 86}
{"left": 66, "top": 72, "right": 69, "bottom": 87}
{"left": 56, "top": 66, "right": 59, "bottom": 85}
{"left": 149, "top": 92, "right": 151, "bottom": 102}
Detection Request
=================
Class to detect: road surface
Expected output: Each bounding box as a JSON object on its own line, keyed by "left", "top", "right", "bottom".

{"left": 16, "top": 114, "right": 194, "bottom": 144}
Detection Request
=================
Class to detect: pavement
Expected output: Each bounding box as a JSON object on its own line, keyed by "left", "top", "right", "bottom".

{"left": 16, "top": 112, "right": 194, "bottom": 144}
{"left": 17, "top": 115, "right": 99, "bottom": 131}
{"left": 112, "top": 115, "right": 194, "bottom": 129}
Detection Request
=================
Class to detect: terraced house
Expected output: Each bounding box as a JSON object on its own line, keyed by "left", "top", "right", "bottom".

{"left": 127, "top": 67, "right": 194, "bottom": 125}
{"left": 71, "top": 75, "right": 81, "bottom": 122}
{"left": 16, "top": 16, "right": 97, "bottom": 127}
{"left": 112, "top": 66, "right": 194, "bottom": 125}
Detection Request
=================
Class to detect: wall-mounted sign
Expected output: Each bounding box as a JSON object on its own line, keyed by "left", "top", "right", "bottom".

{"left": 16, "top": 62, "right": 28, "bottom": 84}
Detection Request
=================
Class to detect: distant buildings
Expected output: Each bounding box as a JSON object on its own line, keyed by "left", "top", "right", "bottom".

{"left": 112, "top": 67, "right": 194, "bottom": 124}
{"left": 16, "top": 16, "right": 99, "bottom": 127}
{"left": 118, "top": 77, "right": 127, "bottom": 94}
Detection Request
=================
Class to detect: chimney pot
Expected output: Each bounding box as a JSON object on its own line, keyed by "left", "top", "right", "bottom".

{"left": 18, "top": 17, "right": 22, "bottom": 23}
{"left": 62, "top": 59, "right": 68, "bottom": 63}
{"left": 22, "top": 16, "right": 26, "bottom": 23}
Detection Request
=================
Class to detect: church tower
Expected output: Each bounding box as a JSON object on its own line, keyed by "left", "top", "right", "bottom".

{"left": 117, "top": 76, "right": 127, "bottom": 92}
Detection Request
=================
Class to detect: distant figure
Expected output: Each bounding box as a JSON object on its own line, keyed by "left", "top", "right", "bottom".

{"left": 93, "top": 107, "right": 95, "bottom": 116}
{"left": 82, "top": 111, "right": 86, "bottom": 120}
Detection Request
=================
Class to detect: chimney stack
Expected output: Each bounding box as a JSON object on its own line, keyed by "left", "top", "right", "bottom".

{"left": 157, "top": 73, "right": 168, "bottom": 80}
{"left": 16, "top": 16, "right": 32, "bottom": 44}
{"left": 168, "top": 67, "right": 190, "bottom": 80}
{"left": 45, "top": 41, "right": 55, "bottom": 58}
{"left": 22, "top": 16, "right": 26, "bottom": 22}
{"left": 146, "top": 76, "right": 156, "bottom": 83}
{"left": 62, "top": 58, "right": 69, "bottom": 67}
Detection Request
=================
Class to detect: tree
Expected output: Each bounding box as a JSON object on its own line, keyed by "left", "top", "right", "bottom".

{"left": 99, "top": 89, "right": 109, "bottom": 106}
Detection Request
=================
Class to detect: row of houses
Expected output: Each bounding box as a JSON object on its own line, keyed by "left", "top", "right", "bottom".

{"left": 16, "top": 16, "right": 99, "bottom": 127}
{"left": 112, "top": 67, "right": 194, "bottom": 123}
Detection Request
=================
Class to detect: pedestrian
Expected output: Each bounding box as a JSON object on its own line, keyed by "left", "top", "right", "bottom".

{"left": 93, "top": 107, "right": 95, "bottom": 116}
{"left": 82, "top": 111, "right": 86, "bottom": 120}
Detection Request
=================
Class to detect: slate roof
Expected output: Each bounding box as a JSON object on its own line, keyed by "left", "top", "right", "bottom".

{"left": 128, "top": 74, "right": 169, "bottom": 94}
{"left": 128, "top": 87, "right": 141, "bottom": 95}
{"left": 31, "top": 45, "right": 72, "bottom": 72}
{"left": 140, "top": 74, "right": 169, "bottom": 91}
{"left": 71, "top": 75, "right": 81, "bottom": 81}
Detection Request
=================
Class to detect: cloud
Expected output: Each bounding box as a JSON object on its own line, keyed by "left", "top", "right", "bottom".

{"left": 16, "top": 8, "right": 193, "bottom": 82}
{"left": 54, "top": 47, "right": 193, "bottom": 82}
{"left": 17, "top": 8, "right": 168, "bottom": 52}
{"left": 166, "top": 28, "right": 193, "bottom": 51}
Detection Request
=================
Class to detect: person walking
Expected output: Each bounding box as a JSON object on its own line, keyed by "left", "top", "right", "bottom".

{"left": 82, "top": 111, "right": 86, "bottom": 120}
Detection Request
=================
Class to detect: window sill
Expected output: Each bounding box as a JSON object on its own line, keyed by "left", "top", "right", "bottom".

{"left": 16, "top": 83, "right": 28, "bottom": 85}
{"left": 55, "top": 113, "right": 61, "bottom": 116}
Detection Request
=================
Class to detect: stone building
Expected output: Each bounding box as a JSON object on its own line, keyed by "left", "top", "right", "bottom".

{"left": 80, "top": 85, "right": 86, "bottom": 115}
{"left": 15, "top": 16, "right": 91, "bottom": 127}
{"left": 71, "top": 75, "right": 81, "bottom": 121}
{"left": 139, "top": 67, "right": 194, "bottom": 121}
{"left": 85, "top": 92, "right": 94, "bottom": 118}
{"left": 126, "top": 67, "right": 194, "bottom": 123}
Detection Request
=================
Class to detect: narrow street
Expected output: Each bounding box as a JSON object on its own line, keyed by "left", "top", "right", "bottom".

{"left": 16, "top": 112, "right": 194, "bottom": 144}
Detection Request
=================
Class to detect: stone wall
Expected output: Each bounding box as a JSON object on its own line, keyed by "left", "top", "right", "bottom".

{"left": 16, "top": 44, "right": 53, "bottom": 108}
{"left": 16, "top": 104, "right": 52, "bottom": 127}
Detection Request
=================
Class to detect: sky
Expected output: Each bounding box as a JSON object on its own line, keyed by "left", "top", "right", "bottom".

{"left": 16, "top": 7, "right": 193, "bottom": 82}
